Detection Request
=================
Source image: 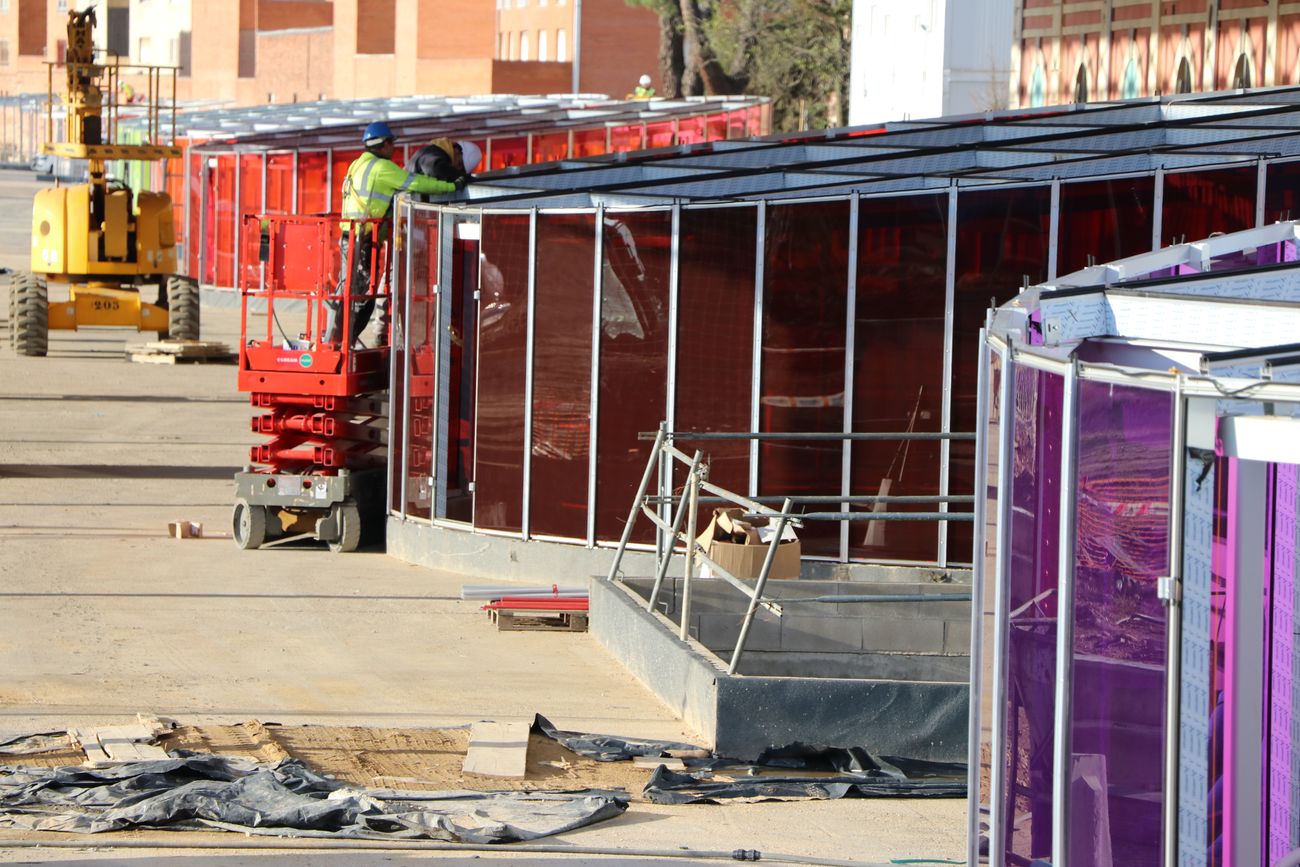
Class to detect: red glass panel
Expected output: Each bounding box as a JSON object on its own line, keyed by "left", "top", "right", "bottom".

{"left": 675, "top": 206, "right": 757, "bottom": 504}
{"left": 747, "top": 106, "right": 764, "bottom": 137}
{"left": 706, "top": 113, "right": 728, "bottom": 142}
{"left": 532, "top": 131, "right": 570, "bottom": 163}
{"left": 475, "top": 214, "right": 531, "bottom": 533}
{"left": 595, "top": 211, "right": 672, "bottom": 543}
{"left": 187, "top": 149, "right": 201, "bottom": 277}
{"left": 264, "top": 153, "right": 294, "bottom": 216}
{"left": 1264, "top": 159, "right": 1300, "bottom": 223}
{"left": 405, "top": 210, "right": 439, "bottom": 519}
{"left": 645, "top": 121, "right": 675, "bottom": 149}
{"left": 609, "top": 124, "right": 644, "bottom": 153}
{"left": 490, "top": 136, "right": 527, "bottom": 170}
{"left": 677, "top": 116, "right": 705, "bottom": 145}
{"left": 330, "top": 149, "right": 362, "bottom": 213}
{"left": 211, "top": 154, "right": 237, "bottom": 287}
{"left": 239, "top": 153, "right": 263, "bottom": 219}
{"left": 530, "top": 214, "right": 596, "bottom": 539}
{"left": 296, "top": 150, "right": 329, "bottom": 215}
{"left": 572, "top": 128, "right": 607, "bottom": 158}
{"left": 953, "top": 186, "right": 1052, "bottom": 562}
{"left": 761, "top": 201, "right": 851, "bottom": 558}
{"left": 1056, "top": 177, "right": 1155, "bottom": 276}
{"left": 850, "top": 194, "right": 948, "bottom": 563}
{"left": 727, "top": 110, "right": 747, "bottom": 140}
{"left": 1161, "top": 167, "right": 1256, "bottom": 247}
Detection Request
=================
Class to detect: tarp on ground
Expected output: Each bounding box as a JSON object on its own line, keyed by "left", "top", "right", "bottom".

{"left": 0, "top": 752, "right": 625, "bottom": 842}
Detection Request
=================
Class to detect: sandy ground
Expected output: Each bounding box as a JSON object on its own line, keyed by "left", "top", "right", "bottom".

{"left": 0, "top": 167, "right": 968, "bottom": 864}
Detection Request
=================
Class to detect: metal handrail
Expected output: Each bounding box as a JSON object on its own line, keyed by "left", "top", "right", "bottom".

{"left": 638, "top": 430, "right": 975, "bottom": 441}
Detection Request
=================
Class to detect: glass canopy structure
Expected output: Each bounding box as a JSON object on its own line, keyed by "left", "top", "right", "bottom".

{"left": 375, "top": 87, "right": 1300, "bottom": 574}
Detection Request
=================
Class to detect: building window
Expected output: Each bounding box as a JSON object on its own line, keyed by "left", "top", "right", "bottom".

{"left": 0, "top": 40, "right": 8, "bottom": 66}
{"left": 538, "top": 30, "right": 547, "bottom": 62}
{"left": 0, "top": 0, "right": 9, "bottom": 14}
{"left": 1233, "top": 53, "right": 1252, "bottom": 89}
{"left": 1120, "top": 57, "right": 1140, "bottom": 100}
{"left": 520, "top": 31, "right": 530, "bottom": 61}
{"left": 57, "top": 0, "right": 67, "bottom": 9}
{"left": 1175, "top": 58, "right": 1193, "bottom": 94}
{"left": 557, "top": 28, "right": 567, "bottom": 63}
{"left": 1074, "top": 64, "right": 1089, "bottom": 103}
{"left": 509, "top": 31, "right": 516, "bottom": 60}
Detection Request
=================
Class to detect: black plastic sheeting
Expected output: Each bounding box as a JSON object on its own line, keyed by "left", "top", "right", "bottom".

{"left": 0, "top": 753, "right": 626, "bottom": 842}
{"left": 531, "top": 714, "right": 704, "bottom": 762}
{"left": 642, "top": 765, "right": 966, "bottom": 805}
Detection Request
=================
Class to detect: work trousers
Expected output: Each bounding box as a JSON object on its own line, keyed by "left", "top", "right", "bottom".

{"left": 325, "top": 231, "right": 379, "bottom": 346}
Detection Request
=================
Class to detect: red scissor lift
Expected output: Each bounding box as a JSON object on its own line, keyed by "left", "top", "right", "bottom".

{"left": 232, "top": 215, "right": 391, "bottom": 552}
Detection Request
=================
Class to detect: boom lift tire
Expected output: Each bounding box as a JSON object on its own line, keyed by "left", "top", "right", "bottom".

{"left": 163, "top": 275, "right": 200, "bottom": 341}
{"left": 327, "top": 500, "right": 361, "bottom": 553}
{"left": 7, "top": 279, "right": 16, "bottom": 349}
{"left": 232, "top": 498, "right": 268, "bottom": 550}
{"left": 12, "top": 271, "right": 49, "bottom": 357}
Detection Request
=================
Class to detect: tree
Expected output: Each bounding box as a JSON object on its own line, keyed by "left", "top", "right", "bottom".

{"left": 626, "top": 0, "right": 686, "bottom": 98}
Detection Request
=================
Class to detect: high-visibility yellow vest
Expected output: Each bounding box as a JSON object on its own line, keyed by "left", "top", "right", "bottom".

{"left": 340, "top": 151, "right": 457, "bottom": 222}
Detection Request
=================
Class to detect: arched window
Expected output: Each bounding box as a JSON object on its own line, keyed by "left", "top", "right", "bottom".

{"left": 1075, "top": 64, "right": 1089, "bottom": 103}
{"left": 1120, "top": 57, "right": 1140, "bottom": 99}
{"left": 1175, "top": 57, "right": 1193, "bottom": 93}
{"left": 557, "top": 29, "right": 567, "bottom": 63}
{"left": 538, "top": 30, "right": 548, "bottom": 62}
{"left": 520, "top": 31, "right": 530, "bottom": 61}
{"left": 1233, "top": 53, "right": 1252, "bottom": 89}
{"left": 1029, "top": 62, "right": 1046, "bottom": 108}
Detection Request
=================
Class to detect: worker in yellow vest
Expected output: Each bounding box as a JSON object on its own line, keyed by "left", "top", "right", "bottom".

{"left": 326, "top": 121, "right": 467, "bottom": 346}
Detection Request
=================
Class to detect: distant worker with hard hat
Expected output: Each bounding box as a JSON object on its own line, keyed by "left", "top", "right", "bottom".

{"left": 326, "top": 121, "right": 466, "bottom": 346}
{"left": 406, "top": 137, "right": 481, "bottom": 193}
{"left": 633, "top": 74, "right": 655, "bottom": 99}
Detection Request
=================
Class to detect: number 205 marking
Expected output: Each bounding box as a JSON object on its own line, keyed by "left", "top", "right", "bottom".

{"left": 91, "top": 299, "right": 121, "bottom": 311}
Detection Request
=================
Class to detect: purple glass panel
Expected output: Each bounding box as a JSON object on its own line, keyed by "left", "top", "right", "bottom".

{"left": 955, "top": 187, "right": 1052, "bottom": 563}
{"left": 1067, "top": 381, "right": 1172, "bottom": 866}
{"left": 1266, "top": 464, "right": 1296, "bottom": 862}
{"left": 474, "top": 214, "right": 531, "bottom": 533}
{"left": 1001, "top": 365, "right": 1063, "bottom": 865}
{"left": 1057, "top": 177, "right": 1156, "bottom": 276}
{"left": 1161, "top": 168, "right": 1256, "bottom": 248}
{"left": 596, "top": 211, "right": 671, "bottom": 543}
{"left": 675, "top": 206, "right": 757, "bottom": 505}
{"left": 1208, "top": 456, "right": 1233, "bottom": 867}
{"left": 530, "top": 213, "right": 596, "bottom": 539}
{"left": 977, "top": 347, "right": 1003, "bottom": 845}
{"left": 760, "top": 201, "right": 850, "bottom": 558}
{"left": 1264, "top": 159, "right": 1300, "bottom": 224}
{"left": 405, "top": 211, "right": 438, "bottom": 519}
{"left": 850, "top": 194, "right": 947, "bottom": 563}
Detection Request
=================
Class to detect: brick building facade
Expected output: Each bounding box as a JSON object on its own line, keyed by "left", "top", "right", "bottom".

{"left": 1013, "top": 0, "right": 1300, "bottom": 108}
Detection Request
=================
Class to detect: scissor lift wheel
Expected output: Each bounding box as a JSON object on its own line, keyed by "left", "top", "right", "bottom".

{"left": 11, "top": 271, "right": 49, "bottom": 357}
{"left": 232, "top": 498, "right": 268, "bottom": 550}
{"left": 326, "top": 500, "right": 361, "bottom": 553}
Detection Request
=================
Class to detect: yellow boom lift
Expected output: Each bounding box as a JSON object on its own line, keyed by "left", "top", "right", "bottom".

{"left": 9, "top": 7, "right": 198, "bottom": 357}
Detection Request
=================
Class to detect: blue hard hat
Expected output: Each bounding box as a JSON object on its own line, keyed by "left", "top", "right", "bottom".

{"left": 362, "top": 121, "right": 395, "bottom": 146}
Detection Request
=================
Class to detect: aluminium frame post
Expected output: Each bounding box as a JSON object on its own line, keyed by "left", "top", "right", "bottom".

{"left": 1255, "top": 158, "right": 1267, "bottom": 228}
{"left": 728, "top": 496, "right": 793, "bottom": 675}
{"left": 397, "top": 204, "right": 415, "bottom": 520}
{"left": 1162, "top": 377, "right": 1188, "bottom": 867}
{"left": 938, "top": 182, "right": 958, "bottom": 567}
{"left": 966, "top": 327, "right": 991, "bottom": 865}
{"left": 606, "top": 423, "right": 667, "bottom": 583}
{"left": 646, "top": 449, "right": 704, "bottom": 614}
{"left": 749, "top": 201, "right": 766, "bottom": 498}
{"left": 521, "top": 209, "right": 538, "bottom": 540}
{"left": 841, "top": 193, "right": 860, "bottom": 563}
{"left": 680, "top": 463, "right": 702, "bottom": 641}
{"left": 1047, "top": 179, "right": 1061, "bottom": 281}
{"left": 1152, "top": 166, "right": 1165, "bottom": 251}
{"left": 587, "top": 205, "right": 604, "bottom": 547}
{"left": 1050, "top": 359, "right": 1081, "bottom": 866}
{"left": 988, "top": 339, "right": 1015, "bottom": 863}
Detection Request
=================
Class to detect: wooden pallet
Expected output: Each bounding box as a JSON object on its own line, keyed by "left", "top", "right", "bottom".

{"left": 125, "top": 339, "right": 236, "bottom": 365}
{"left": 489, "top": 609, "right": 589, "bottom": 633}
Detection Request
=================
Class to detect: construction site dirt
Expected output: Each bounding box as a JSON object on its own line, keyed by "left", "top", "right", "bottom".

{"left": 0, "top": 167, "right": 966, "bottom": 864}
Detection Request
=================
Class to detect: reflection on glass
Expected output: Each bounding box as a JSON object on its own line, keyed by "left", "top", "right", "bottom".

{"left": 760, "top": 200, "right": 850, "bottom": 558}
{"left": 1161, "top": 168, "right": 1256, "bottom": 248}
{"left": 389, "top": 210, "right": 408, "bottom": 514}
{"left": 474, "top": 214, "right": 531, "bottom": 533}
{"left": 851, "top": 193, "right": 947, "bottom": 562}
{"left": 405, "top": 212, "right": 438, "bottom": 519}
{"left": 1067, "top": 381, "right": 1172, "bottom": 866}
{"left": 1001, "top": 366, "right": 1062, "bottom": 865}
{"left": 266, "top": 153, "right": 294, "bottom": 215}
{"left": 530, "top": 213, "right": 595, "bottom": 539}
{"left": 596, "top": 211, "right": 671, "bottom": 543}
{"left": 296, "top": 150, "right": 329, "bottom": 215}
{"left": 1057, "top": 177, "right": 1155, "bottom": 276}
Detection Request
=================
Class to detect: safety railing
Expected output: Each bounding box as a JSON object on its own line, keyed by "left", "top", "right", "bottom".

{"left": 606, "top": 423, "right": 976, "bottom": 675}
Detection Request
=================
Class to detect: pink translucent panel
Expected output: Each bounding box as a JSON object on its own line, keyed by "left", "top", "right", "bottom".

{"left": 675, "top": 206, "right": 757, "bottom": 503}
{"left": 474, "top": 214, "right": 532, "bottom": 533}
{"left": 187, "top": 150, "right": 201, "bottom": 277}
{"left": 747, "top": 106, "right": 764, "bottom": 137}
{"left": 850, "top": 193, "right": 947, "bottom": 563}
{"left": 595, "top": 211, "right": 671, "bottom": 544}
{"left": 1057, "top": 177, "right": 1156, "bottom": 276}
{"left": 405, "top": 211, "right": 439, "bottom": 519}
{"left": 532, "top": 131, "right": 570, "bottom": 163}
{"left": 727, "top": 110, "right": 746, "bottom": 139}
{"left": 1265, "top": 464, "right": 1296, "bottom": 862}
{"left": 677, "top": 116, "right": 706, "bottom": 145}
{"left": 609, "top": 124, "right": 644, "bottom": 153}
{"left": 530, "top": 213, "right": 596, "bottom": 539}
{"left": 389, "top": 212, "right": 408, "bottom": 513}
{"left": 645, "top": 121, "right": 675, "bottom": 149}
{"left": 1067, "top": 381, "right": 1172, "bottom": 865}
{"left": 330, "top": 150, "right": 362, "bottom": 212}
{"left": 296, "top": 150, "right": 329, "bottom": 215}
{"left": 572, "top": 128, "right": 607, "bottom": 158}
{"left": 760, "top": 201, "right": 850, "bottom": 558}
{"left": 265, "top": 153, "right": 294, "bottom": 215}
{"left": 1208, "top": 456, "right": 1232, "bottom": 867}
{"left": 1263, "top": 159, "right": 1300, "bottom": 223}
{"left": 953, "top": 186, "right": 1052, "bottom": 562}
{"left": 1001, "top": 365, "right": 1063, "bottom": 865}
{"left": 210, "top": 154, "right": 237, "bottom": 287}
{"left": 490, "top": 137, "right": 528, "bottom": 170}
{"left": 706, "top": 113, "right": 727, "bottom": 141}
{"left": 1161, "top": 167, "right": 1256, "bottom": 247}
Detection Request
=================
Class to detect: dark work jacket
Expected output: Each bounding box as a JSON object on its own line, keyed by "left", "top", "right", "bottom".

{"left": 405, "top": 142, "right": 459, "bottom": 202}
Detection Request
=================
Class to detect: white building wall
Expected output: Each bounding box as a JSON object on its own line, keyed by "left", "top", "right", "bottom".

{"left": 849, "top": 0, "right": 1012, "bottom": 127}
{"left": 128, "top": 0, "right": 190, "bottom": 67}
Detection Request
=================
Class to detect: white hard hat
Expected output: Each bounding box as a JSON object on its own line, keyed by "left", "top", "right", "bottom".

{"left": 639, "top": 74, "right": 652, "bottom": 87}
{"left": 459, "top": 140, "right": 482, "bottom": 174}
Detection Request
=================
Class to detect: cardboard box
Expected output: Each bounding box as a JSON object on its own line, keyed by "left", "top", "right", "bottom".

{"left": 167, "top": 521, "right": 203, "bottom": 539}
{"left": 696, "top": 508, "right": 801, "bottom": 580}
